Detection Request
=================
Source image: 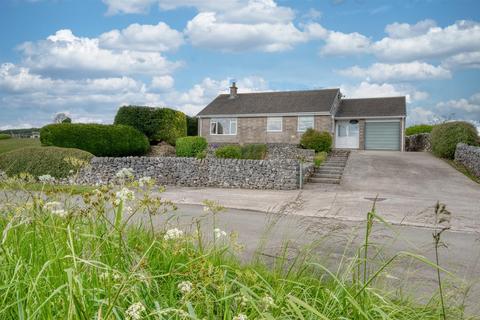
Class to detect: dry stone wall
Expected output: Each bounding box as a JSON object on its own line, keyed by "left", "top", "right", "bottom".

{"left": 405, "top": 133, "right": 431, "bottom": 152}
{"left": 76, "top": 156, "right": 304, "bottom": 190}
{"left": 455, "top": 143, "right": 480, "bottom": 178}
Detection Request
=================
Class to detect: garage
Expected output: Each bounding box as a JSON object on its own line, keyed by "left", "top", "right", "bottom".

{"left": 365, "top": 121, "right": 401, "bottom": 150}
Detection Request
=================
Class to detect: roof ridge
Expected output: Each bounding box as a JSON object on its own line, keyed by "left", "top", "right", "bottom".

{"left": 218, "top": 88, "right": 340, "bottom": 96}
{"left": 342, "top": 96, "right": 405, "bottom": 100}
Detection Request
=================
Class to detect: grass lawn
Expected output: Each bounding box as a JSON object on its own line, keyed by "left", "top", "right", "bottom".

{"left": 0, "top": 138, "right": 41, "bottom": 154}
{"left": 0, "top": 181, "right": 94, "bottom": 194}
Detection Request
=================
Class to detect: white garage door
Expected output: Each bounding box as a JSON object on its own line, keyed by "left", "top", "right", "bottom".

{"left": 365, "top": 121, "right": 401, "bottom": 150}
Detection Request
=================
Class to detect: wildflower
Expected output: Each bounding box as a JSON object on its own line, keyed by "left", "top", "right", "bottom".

{"left": 233, "top": 314, "right": 248, "bottom": 320}
{"left": 164, "top": 228, "right": 183, "bottom": 240}
{"left": 203, "top": 206, "right": 209, "bottom": 213}
{"left": 214, "top": 228, "right": 227, "bottom": 239}
{"left": 138, "top": 176, "right": 154, "bottom": 187}
{"left": 51, "top": 209, "right": 67, "bottom": 217}
{"left": 115, "top": 187, "right": 135, "bottom": 205}
{"left": 178, "top": 281, "right": 193, "bottom": 295}
{"left": 261, "top": 295, "right": 275, "bottom": 309}
{"left": 235, "top": 294, "right": 249, "bottom": 307}
{"left": 116, "top": 167, "right": 134, "bottom": 179}
{"left": 64, "top": 157, "right": 89, "bottom": 169}
{"left": 38, "top": 174, "right": 55, "bottom": 184}
{"left": 45, "top": 201, "right": 61, "bottom": 209}
{"left": 125, "top": 302, "right": 145, "bottom": 320}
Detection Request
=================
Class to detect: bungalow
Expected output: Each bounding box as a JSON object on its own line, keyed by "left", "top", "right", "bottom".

{"left": 196, "top": 83, "right": 406, "bottom": 151}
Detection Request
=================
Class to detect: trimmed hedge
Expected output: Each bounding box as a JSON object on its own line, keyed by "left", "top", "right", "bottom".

{"left": 40, "top": 123, "right": 149, "bottom": 157}
{"left": 175, "top": 136, "right": 207, "bottom": 157}
{"left": 114, "top": 106, "right": 187, "bottom": 145}
{"left": 215, "top": 145, "right": 242, "bottom": 159}
{"left": 0, "top": 146, "right": 93, "bottom": 178}
{"left": 0, "top": 134, "right": 11, "bottom": 140}
{"left": 430, "top": 121, "right": 479, "bottom": 159}
{"left": 300, "top": 129, "right": 332, "bottom": 153}
{"left": 405, "top": 124, "right": 434, "bottom": 136}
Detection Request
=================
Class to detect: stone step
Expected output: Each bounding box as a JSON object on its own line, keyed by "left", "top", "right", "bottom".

{"left": 316, "top": 169, "right": 343, "bottom": 174}
{"left": 322, "top": 163, "right": 345, "bottom": 167}
{"left": 310, "top": 177, "right": 340, "bottom": 184}
{"left": 325, "top": 160, "right": 347, "bottom": 165}
{"left": 312, "top": 173, "right": 342, "bottom": 179}
{"left": 318, "top": 166, "right": 344, "bottom": 171}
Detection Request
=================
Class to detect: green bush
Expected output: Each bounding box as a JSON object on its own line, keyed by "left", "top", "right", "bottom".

{"left": 215, "top": 145, "right": 242, "bottom": 159}
{"left": 114, "top": 106, "right": 187, "bottom": 145}
{"left": 300, "top": 129, "right": 332, "bottom": 152}
{"left": 405, "top": 124, "right": 434, "bottom": 136}
{"left": 40, "top": 123, "right": 149, "bottom": 157}
{"left": 241, "top": 144, "right": 267, "bottom": 160}
{"left": 430, "top": 121, "right": 479, "bottom": 159}
{"left": 0, "top": 134, "right": 11, "bottom": 140}
{"left": 175, "top": 136, "right": 207, "bottom": 157}
{"left": 187, "top": 116, "right": 198, "bottom": 136}
{"left": 314, "top": 151, "right": 328, "bottom": 167}
{"left": 0, "top": 146, "right": 93, "bottom": 178}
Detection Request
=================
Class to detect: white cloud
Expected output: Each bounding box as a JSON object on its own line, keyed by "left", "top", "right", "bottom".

{"left": 320, "top": 30, "right": 371, "bottom": 55}
{"left": 99, "top": 22, "right": 184, "bottom": 52}
{"left": 102, "top": 0, "right": 156, "bottom": 15}
{"left": 185, "top": 12, "right": 308, "bottom": 52}
{"left": 340, "top": 81, "right": 428, "bottom": 103}
{"left": 150, "top": 75, "right": 174, "bottom": 91}
{"left": 338, "top": 61, "right": 451, "bottom": 82}
{"left": 384, "top": 19, "right": 437, "bottom": 39}
{"left": 19, "top": 29, "right": 181, "bottom": 77}
{"left": 441, "top": 51, "right": 480, "bottom": 70}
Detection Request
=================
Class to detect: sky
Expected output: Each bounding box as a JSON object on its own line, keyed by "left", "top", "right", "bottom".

{"left": 0, "top": 0, "right": 479, "bottom": 129}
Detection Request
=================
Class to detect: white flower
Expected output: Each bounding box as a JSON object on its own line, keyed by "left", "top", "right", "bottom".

{"left": 125, "top": 205, "right": 133, "bottom": 214}
{"left": 38, "top": 174, "right": 55, "bottom": 183}
{"left": 233, "top": 314, "right": 248, "bottom": 320}
{"left": 235, "top": 294, "right": 249, "bottom": 307}
{"left": 261, "top": 295, "right": 275, "bottom": 309}
{"left": 51, "top": 209, "right": 67, "bottom": 217}
{"left": 164, "top": 228, "right": 183, "bottom": 240}
{"left": 203, "top": 206, "right": 209, "bottom": 212}
{"left": 178, "top": 281, "right": 192, "bottom": 294}
{"left": 45, "top": 201, "right": 61, "bottom": 209}
{"left": 116, "top": 167, "right": 134, "bottom": 179}
{"left": 115, "top": 187, "right": 135, "bottom": 203}
{"left": 214, "top": 228, "right": 227, "bottom": 239}
{"left": 125, "top": 302, "right": 145, "bottom": 320}
{"left": 138, "top": 176, "right": 154, "bottom": 187}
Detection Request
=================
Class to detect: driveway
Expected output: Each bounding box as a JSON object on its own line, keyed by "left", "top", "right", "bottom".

{"left": 162, "top": 151, "right": 480, "bottom": 232}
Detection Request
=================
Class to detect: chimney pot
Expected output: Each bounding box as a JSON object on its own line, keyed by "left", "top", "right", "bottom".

{"left": 229, "top": 81, "right": 238, "bottom": 99}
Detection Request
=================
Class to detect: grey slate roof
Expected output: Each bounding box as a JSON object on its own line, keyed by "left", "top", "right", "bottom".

{"left": 336, "top": 97, "right": 406, "bottom": 118}
{"left": 197, "top": 89, "right": 340, "bottom": 116}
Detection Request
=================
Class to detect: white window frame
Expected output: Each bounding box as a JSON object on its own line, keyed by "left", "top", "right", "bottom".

{"left": 210, "top": 118, "right": 237, "bottom": 135}
{"left": 297, "top": 116, "right": 314, "bottom": 132}
{"left": 266, "top": 117, "right": 283, "bottom": 132}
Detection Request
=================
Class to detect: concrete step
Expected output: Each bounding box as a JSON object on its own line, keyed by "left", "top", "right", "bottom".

{"left": 310, "top": 177, "right": 340, "bottom": 184}
{"left": 312, "top": 173, "right": 342, "bottom": 179}
{"left": 316, "top": 168, "right": 343, "bottom": 173}
{"left": 318, "top": 166, "right": 344, "bottom": 171}
{"left": 324, "top": 161, "right": 347, "bottom": 165}
{"left": 322, "top": 163, "right": 345, "bottom": 167}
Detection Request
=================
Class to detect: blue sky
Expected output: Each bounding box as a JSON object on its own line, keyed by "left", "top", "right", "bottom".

{"left": 0, "top": 0, "right": 479, "bottom": 129}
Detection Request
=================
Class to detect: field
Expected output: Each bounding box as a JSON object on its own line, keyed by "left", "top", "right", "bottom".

{"left": 0, "top": 138, "right": 41, "bottom": 154}
{"left": 0, "top": 177, "right": 468, "bottom": 320}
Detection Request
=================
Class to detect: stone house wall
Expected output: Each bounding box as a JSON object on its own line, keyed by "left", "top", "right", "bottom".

{"left": 200, "top": 115, "right": 332, "bottom": 144}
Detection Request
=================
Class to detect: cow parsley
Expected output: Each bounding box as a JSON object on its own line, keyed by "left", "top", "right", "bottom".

{"left": 125, "top": 302, "right": 145, "bottom": 320}
{"left": 164, "top": 228, "right": 183, "bottom": 240}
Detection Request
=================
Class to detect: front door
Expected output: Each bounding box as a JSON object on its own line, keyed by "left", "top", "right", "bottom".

{"left": 336, "top": 120, "right": 359, "bottom": 149}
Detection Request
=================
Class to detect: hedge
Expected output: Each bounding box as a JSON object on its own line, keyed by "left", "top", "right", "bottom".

{"left": 300, "top": 129, "right": 332, "bottom": 153}
{"left": 114, "top": 106, "right": 187, "bottom": 145}
{"left": 240, "top": 144, "right": 267, "bottom": 160}
{"left": 40, "top": 123, "right": 149, "bottom": 157}
{"left": 405, "top": 124, "right": 434, "bottom": 136}
{"left": 175, "top": 136, "right": 207, "bottom": 157}
{"left": 215, "top": 145, "right": 242, "bottom": 159}
{"left": 430, "top": 121, "right": 479, "bottom": 159}
{"left": 0, "top": 134, "right": 11, "bottom": 140}
{"left": 0, "top": 146, "right": 93, "bottom": 178}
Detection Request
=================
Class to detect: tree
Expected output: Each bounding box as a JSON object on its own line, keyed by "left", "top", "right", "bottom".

{"left": 54, "top": 113, "right": 71, "bottom": 124}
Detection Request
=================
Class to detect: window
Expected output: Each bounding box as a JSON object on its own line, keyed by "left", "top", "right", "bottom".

{"left": 297, "top": 116, "right": 314, "bottom": 132}
{"left": 210, "top": 118, "right": 237, "bottom": 135}
{"left": 267, "top": 117, "right": 282, "bottom": 132}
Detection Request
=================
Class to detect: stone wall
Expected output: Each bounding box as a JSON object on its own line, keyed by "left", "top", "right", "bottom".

{"left": 266, "top": 143, "right": 315, "bottom": 162}
{"left": 200, "top": 115, "right": 331, "bottom": 144}
{"left": 75, "top": 156, "right": 305, "bottom": 190}
{"left": 455, "top": 143, "right": 480, "bottom": 178}
{"left": 405, "top": 133, "right": 431, "bottom": 152}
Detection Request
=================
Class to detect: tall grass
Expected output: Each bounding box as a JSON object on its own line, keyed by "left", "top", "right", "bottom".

{"left": 0, "top": 175, "right": 469, "bottom": 319}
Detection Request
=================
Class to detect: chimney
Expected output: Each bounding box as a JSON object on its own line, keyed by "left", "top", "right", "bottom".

{"left": 229, "top": 81, "right": 238, "bottom": 99}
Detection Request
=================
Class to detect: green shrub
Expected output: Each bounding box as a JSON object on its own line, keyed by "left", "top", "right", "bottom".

{"left": 0, "top": 134, "right": 11, "bottom": 140}
{"left": 175, "top": 136, "right": 207, "bottom": 157}
{"left": 114, "top": 106, "right": 187, "bottom": 145}
{"left": 314, "top": 151, "right": 328, "bottom": 167}
{"left": 241, "top": 144, "right": 267, "bottom": 160}
{"left": 300, "top": 129, "right": 332, "bottom": 152}
{"left": 405, "top": 124, "right": 434, "bottom": 136}
{"left": 40, "top": 123, "right": 149, "bottom": 157}
{"left": 0, "top": 146, "right": 93, "bottom": 178}
{"left": 215, "top": 145, "right": 242, "bottom": 159}
{"left": 187, "top": 116, "right": 198, "bottom": 136}
{"left": 430, "top": 121, "right": 479, "bottom": 159}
